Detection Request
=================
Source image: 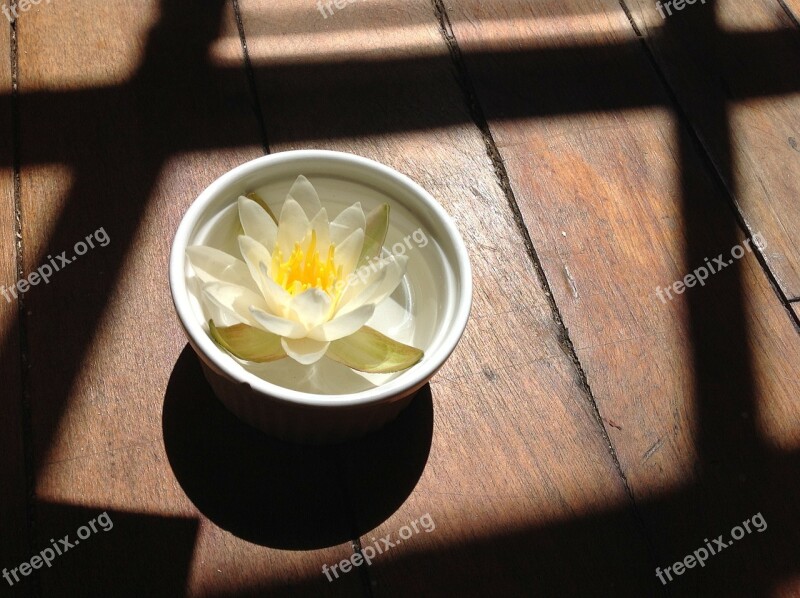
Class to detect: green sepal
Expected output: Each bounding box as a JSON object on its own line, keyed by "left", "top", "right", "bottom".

{"left": 327, "top": 325, "right": 423, "bottom": 373}
{"left": 357, "top": 203, "right": 390, "bottom": 267}
{"left": 209, "top": 319, "right": 286, "bottom": 363}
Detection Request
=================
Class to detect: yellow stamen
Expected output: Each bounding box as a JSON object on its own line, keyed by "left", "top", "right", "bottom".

{"left": 271, "top": 230, "right": 342, "bottom": 299}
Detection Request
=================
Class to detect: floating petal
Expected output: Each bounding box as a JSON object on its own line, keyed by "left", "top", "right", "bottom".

{"left": 209, "top": 319, "right": 286, "bottom": 363}
{"left": 327, "top": 326, "right": 423, "bottom": 373}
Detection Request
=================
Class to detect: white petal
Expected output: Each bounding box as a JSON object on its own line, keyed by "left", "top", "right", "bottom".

{"left": 250, "top": 306, "right": 306, "bottom": 339}
{"left": 308, "top": 208, "right": 331, "bottom": 255}
{"left": 336, "top": 256, "right": 393, "bottom": 314}
{"left": 330, "top": 203, "right": 366, "bottom": 245}
{"left": 259, "top": 263, "right": 293, "bottom": 316}
{"left": 289, "top": 288, "right": 332, "bottom": 329}
{"left": 336, "top": 255, "right": 408, "bottom": 317}
{"left": 238, "top": 196, "right": 278, "bottom": 250}
{"left": 286, "top": 175, "right": 322, "bottom": 219}
{"left": 278, "top": 198, "right": 311, "bottom": 257}
{"left": 281, "top": 337, "right": 330, "bottom": 365}
{"left": 308, "top": 304, "right": 375, "bottom": 342}
{"left": 202, "top": 282, "right": 268, "bottom": 327}
{"left": 342, "top": 269, "right": 388, "bottom": 312}
{"left": 334, "top": 229, "right": 365, "bottom": 276}
{"left": 238, "top": 235, "right": 272, "bottom": 296}
{"left": 360, "top": 254, "right": 408, "bottom": 306}
{"left": 199, "top": 291, "right": 241, "bottom": 328}
{"left": 186, "top": 246, "right": 258, "bottom": 293}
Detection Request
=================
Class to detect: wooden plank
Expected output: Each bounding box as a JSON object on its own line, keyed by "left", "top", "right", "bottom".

{"left": 626, "top": 0, "right": 800, "bottom": 299}
{"left": 793, "top": 302, "right": 800, "bottom": 320}
{"left": 0, "top": 18, "right": 32, "bottom": 592}
{"left": 16, "top": 1, "right": 360, "bottom": 595}
{"left": 444, "top": 0, "right": 800, "bottom": 594}
{"left": 779, "top": 0, "right": 800, "bottom": 22}
{"left": 239, "top": 0, "right": 656, "bottom": 594}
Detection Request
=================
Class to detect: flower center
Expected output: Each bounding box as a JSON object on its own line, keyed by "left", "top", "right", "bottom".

{"left": 272, "top": 230, "right": 342, "bottom": 297}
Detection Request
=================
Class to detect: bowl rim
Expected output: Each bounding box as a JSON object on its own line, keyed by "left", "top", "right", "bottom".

{"left": 169, "top": 149, "right": 472, "bottom": 408}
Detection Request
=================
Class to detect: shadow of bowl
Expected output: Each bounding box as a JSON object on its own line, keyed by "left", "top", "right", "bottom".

{"left": 162, "top": 345, "right": 433, "bottom": 549}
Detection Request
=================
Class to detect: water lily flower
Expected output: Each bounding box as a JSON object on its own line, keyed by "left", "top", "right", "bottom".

{"left": 186, "top": 175, "right": 423, "bottom": 372}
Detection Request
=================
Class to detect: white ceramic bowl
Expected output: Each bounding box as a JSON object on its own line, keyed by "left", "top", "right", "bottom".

{"left": 169, "top": 150, "right": 472, "bottom": 444}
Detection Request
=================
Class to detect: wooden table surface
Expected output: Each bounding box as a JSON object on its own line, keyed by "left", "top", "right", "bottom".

{"left": 1, "top": 0, "right": 799, "bottom": 596}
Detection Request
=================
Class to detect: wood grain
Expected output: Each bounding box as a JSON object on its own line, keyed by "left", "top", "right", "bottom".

{"left": 792, "top": 302, "right": 800, "bottom": 320}
{"left": 779, "top": 0, "right": 800, "bottom": 23}
{"left": 445, "top": 0, "right": 800, "bottom": 594}
{"left": 8, "top": 0, "right": 799, "bottom": 596}
{"left": 16, "top": 1, "right": 359, "bottom": 595}
{"left": 239, "top": 0, "right": 656, "bottom": 594}
{"left": 0, "top": 18, "right": 32, "bottom": 590}
{"left": 626, "top": 0, "right": 800, "bottom": 300}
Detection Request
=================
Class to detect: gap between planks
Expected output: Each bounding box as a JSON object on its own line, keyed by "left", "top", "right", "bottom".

{"left": 10, "top": 16, "right": 39, "bottom": 598}
{"left": 617, "top": 0, "right": 800, "bottom": 313}
{"left": 428, "top": 0, "right": 655, "bottom": 561}
{"left": 231, "top": 0, "right": 270, "bottom": 154}
{"left": 777, "top": 0, "right": 800, "bottom": 28}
